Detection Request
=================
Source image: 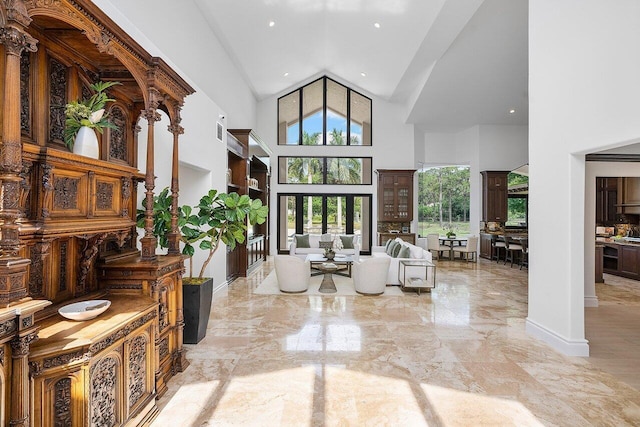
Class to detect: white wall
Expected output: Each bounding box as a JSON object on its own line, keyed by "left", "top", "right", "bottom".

{"left": 94, "top": 0, "right": 256, "bottom": 129}
{"left": 256, "top": 74, "right": 417, "bottom": 255}
{"left": 94, "top": 0, "right": 257, "bottom": 289}
{"left": 422, "top": 125, "right": 527, "bottom": 237}
{"left": 528, "top": 0, "right": 640, "bottom": 356}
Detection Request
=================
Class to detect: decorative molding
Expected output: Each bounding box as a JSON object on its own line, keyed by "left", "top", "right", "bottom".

{"left": 53, "top": 177, "right": 79, "bottom": 210}
{"left": 89, "top": 311, "right": 156, "bottom": 354}
{"left": 20, "top": 51, "right": 31, "bottom": 133}
{"left": 0, "top": 26, "right": 37, "bottom": 57}
{"left": 96, "top": 181, "right": 114, "bottom": 211}
{"left": 108, "top": 106, "right": 127, "bottom": 161}
{"left": 54, "top": 378, "right": 72, "bottom": 427}
{"left": 10, "top": 331, "right": 38, "bottom": 357}
{"left": 43, "top": 350, "right": 90, "bottom": 370}
{"left": 21, "top": 315, "right": 33, "bottom": 329}
{"left": 128, "top": 335, "right": 147, "bottom": 408}
{"left": 59, "top": 240, "right": 68, "bottom": 291}
{"left": 77, "top": 233, "right": 108, "bottom": 294}
{"left": 159, "top": 336, "right": 169, "bottom": 361}
{"left": 0, "top": 319, "right": 17, "bottom": 338}
{"left": 48, "top": 57, "right": 67, "bottom": 143}
{"left": 90, "top": 356, "right": 118, "bottom": 426}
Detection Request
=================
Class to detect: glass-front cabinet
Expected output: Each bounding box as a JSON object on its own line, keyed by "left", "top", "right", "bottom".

{"left": 377, "top": 170, "right": 415, "bottom": 221}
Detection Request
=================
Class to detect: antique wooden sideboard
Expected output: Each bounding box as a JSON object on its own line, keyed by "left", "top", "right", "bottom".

{"left": 0, "top": 1, "right": 194, "bottom": 425}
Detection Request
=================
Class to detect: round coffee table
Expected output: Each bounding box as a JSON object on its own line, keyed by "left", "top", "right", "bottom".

{"left": 316, "top": 263, "right": 338, "bottom": 293}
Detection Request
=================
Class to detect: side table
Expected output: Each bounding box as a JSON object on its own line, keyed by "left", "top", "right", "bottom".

{"left": 398, "top": 260, "right": 436, "bottom": 295}
{"left": 317, "top": 262, "right": 338, "bottom": 293}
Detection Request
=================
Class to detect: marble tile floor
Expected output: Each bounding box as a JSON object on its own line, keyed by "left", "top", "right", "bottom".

{"left": 152, "top": 258, "right": 640, "bottom": 426}
{"left": 586, "top": 273, "right": 640, "bottom": 391}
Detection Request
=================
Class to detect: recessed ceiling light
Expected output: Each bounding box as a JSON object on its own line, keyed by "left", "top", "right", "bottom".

{"left": 360, "top": 72, "right": 367, "bottom": 77}
{"left": 509, "top": 109, "right": 516, "bottom": 114}
{"left": 283, "top": 72, "right": 289, "bottom": 77}
{"left": 374, "top": 22, "right": 381, "bottom": 29}
{"left": 269, "top": 20, "right": 275, "bottom": 27}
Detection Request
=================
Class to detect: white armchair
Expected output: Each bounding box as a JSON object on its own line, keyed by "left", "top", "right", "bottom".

{"left": 353, "top": 257, "right": 391, "bottom": 295}
{"left": 274, "top": 255, "right": 310, "bottom": 293}
{"left": 452, "top": 235, "right": 479, "bottom": 262}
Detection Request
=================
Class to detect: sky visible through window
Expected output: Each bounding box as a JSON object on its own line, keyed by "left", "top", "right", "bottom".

{"left": 288, "top": 110, "right": 362, "bottom": 144}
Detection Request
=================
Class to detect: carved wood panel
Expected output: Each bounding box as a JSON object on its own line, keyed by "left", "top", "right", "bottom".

{"left": 127, "top": 334, "right": 147, "bottom": 410}
{"left": 20, "top": 51, "right": 31, "bottom": 136}
{"left": 48, "top": 57, "right": 67, "bottom": 144}
{"left": 48, "top": 169, "right": 87, "bottom": 218}
{"left": 90, "top": 354, "right": 121, "bottom": 427}
{"left": 53, "top": 378, "right": 72, "bottom": 427}
{"left": 108, "top": 105, "right": 128, "bottom": 163}
{"left": 93, "top": 176, "right": 121, "bottom": 217}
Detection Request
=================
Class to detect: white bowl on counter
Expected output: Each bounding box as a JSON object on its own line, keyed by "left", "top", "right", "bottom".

{"left": 58, "top": 300, "right": 111, "bottom": 321}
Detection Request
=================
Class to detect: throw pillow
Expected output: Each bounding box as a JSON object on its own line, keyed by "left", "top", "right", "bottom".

{"left": 340, "top": 235, "right": 355, "bottom": 249}
{"left": 386, "top": 240, "right": 398, "bottom": 256}
{"left": 320, "top": 233, "right": 332, "bottom": 242}
{"left": 397, "top": 244, "right": 411, "bottom": 259}
{"left": 295, "top": 234, "right": 310, "bottom": 248}
{"left": 391, "top": 241, "right": 403, "bottom": 258}
{"left": 385, "top": 238, "right": 394, "bottom": 252}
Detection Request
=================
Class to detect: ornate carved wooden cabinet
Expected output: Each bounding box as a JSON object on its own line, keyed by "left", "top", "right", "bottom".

{"left": 0, "top": 1, "right": 195, "bottom": 426}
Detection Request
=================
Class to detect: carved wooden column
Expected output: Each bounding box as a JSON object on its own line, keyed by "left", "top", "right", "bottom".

{"left": 10, "top": 331, "right": 37, "bottom": 427}
{"left": 167, "top": 113, "right": 184, "bottom": 256}
{"left": 140, "top": 90, "right": 161, "bottom": 261}
{"left": 0, "top": 13, "right": 38, "bottom": 306}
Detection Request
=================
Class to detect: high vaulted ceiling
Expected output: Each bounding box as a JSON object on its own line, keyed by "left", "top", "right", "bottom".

{"left": 194, "top": 0, "right": 528, "bottom": 131}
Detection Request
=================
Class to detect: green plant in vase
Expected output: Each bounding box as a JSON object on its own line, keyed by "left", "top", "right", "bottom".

{"left": 64, "top": 80, "right": 121, "bottom": 151}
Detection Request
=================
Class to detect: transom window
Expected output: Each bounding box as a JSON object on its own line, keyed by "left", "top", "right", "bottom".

{"left": 278, "top": 76, "right": 372, "bottom": 146}
{"left": 278, "top": 156, "right": 372, "bottom": 185}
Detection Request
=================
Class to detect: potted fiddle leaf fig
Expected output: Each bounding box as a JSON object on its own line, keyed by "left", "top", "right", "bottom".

{"left": 137, "top": 187, "right": 268, "bottom": 343}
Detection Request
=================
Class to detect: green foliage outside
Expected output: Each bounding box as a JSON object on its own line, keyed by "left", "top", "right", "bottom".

{"left": 506, "top": 172, "right": 528, "bottom": 226}
{"left": 418, "top": 166, "right": 470, "bottom": 236}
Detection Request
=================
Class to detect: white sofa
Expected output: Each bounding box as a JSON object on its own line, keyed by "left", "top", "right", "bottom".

{"left": 289, "top": 233, "right": 361, "bottom": 259}
{"left": 371, "top": 237, "right": 433, "bottom": 285}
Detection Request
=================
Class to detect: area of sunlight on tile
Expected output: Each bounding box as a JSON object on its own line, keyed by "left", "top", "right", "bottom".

{"left": 206, "top": 367, "right": 316, "bottom": 425}
{"left": 422, "top": 383, "right": 545, "bottom": 427}
{"left": 152, "top": 381, "right": 221, "bottom": 426}
{"left": 324, "top": 366, "right": 428, "bottom": 426}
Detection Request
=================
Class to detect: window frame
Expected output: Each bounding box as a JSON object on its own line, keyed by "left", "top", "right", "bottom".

{"left": 277, "top": 156, "right": 372, "bottom": 185}
{"left": 277, "top": 76, "right": 372, "bottom": 146}
{"left": 276, "top": 192, "right": 373, "bottom": 254}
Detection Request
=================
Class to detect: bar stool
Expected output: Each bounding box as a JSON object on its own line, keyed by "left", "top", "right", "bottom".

{"left": 491, "top": 235, "right": 506, "bottom": 262}
{"left": 504, "top": 237, "right": 523, "bottom": 268}
{"left": 520, "top": 239, "right": 529, "bottom": 270}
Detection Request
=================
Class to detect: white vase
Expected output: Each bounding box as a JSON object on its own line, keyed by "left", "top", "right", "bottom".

{"left": 73, "top": 126, "right": 99, "bottom": 159}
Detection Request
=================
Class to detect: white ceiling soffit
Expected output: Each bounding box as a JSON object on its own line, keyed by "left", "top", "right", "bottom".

{"left": 194, "top": 0, "right": 449, "bottom": 100}
{"left": 406, "top": 0, "right": 528, "bottom": 131}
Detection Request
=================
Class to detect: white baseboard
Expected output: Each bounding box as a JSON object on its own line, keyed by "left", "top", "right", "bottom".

{"left": 526, "top": 318, "right": 590, "bottom": 357}
{"left": 584, "top": 295, "right": 599, "bottom": 307}
{"left": 213, "top": 280, "right": 230, "bottom": 295}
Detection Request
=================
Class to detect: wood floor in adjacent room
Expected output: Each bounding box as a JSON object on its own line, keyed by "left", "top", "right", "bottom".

{"left": 152, "top": 258, "right": 640, "bottom": 426}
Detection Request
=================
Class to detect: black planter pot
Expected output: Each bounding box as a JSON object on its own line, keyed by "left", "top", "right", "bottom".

{"left": 183, "top": 277, "right": 214, "bottom": 344}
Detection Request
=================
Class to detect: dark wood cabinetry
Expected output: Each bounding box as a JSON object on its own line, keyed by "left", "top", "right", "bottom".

{"left": 596, "top": 177, "right": 619, "bottom": 223}
{"left": 481, "top": 171, "right": 509, "bottom": 222}
{"left": 602, "top": 242, "right": 640, "bottom": 280}
{"left": 377, "top": 169, "right": 415, "bottom": 221}
{"left": 226, "top": 130, "right": 270, "bottom": 280}
{"left": 480, "top": 233, "right": 494, "bottom": 259}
